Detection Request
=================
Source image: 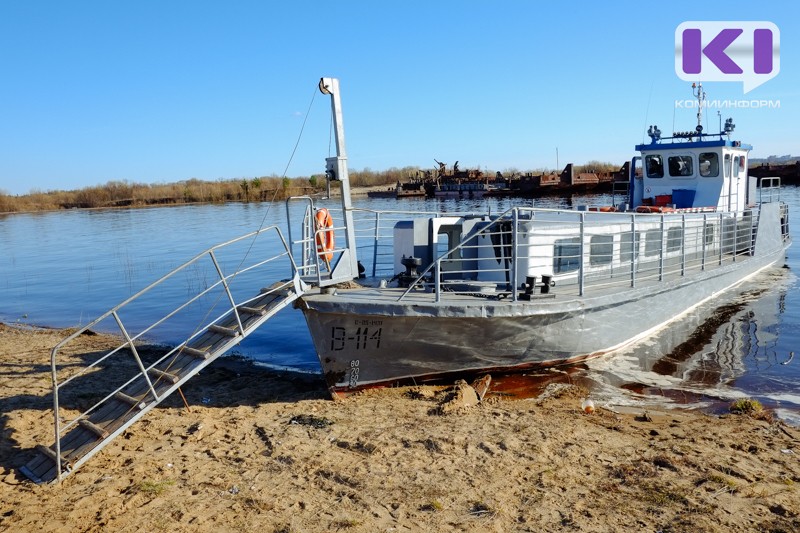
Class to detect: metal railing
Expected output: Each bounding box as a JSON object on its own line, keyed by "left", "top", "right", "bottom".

{"left": 350, "top": 208, "right": 443, "bottom": 278}
{"left": 49, "top": 225, "right": 300, "bottom": 476}
{"left": 760, "top": 176, "right": 782, "bottom": 203}
{"left": 287, "top": 195, "right": 784, "bottom": 306}
{"left": 289, "top": 204, "right": 449, "bottom": 280}
{"left": 391, "top": 206, "right": 764, "bottom": 303}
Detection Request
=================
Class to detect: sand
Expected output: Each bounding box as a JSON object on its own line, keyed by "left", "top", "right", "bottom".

{"left": 1, "top": 322, "right": 799, "bottom": 533}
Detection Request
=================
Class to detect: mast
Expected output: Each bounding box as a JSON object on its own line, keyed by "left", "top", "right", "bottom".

{"left": 318, "top": 77, "right": 359, "bottom": 281}
{"left": 692, "top": 82, "right": 705, "bottom": 137}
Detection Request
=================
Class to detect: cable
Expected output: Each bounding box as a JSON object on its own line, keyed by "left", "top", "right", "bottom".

{"left": 641, "top": 79, "right": 655, "bottom": 145}
{"left": 156, "top": 84, "right": 321, "bottom": 389}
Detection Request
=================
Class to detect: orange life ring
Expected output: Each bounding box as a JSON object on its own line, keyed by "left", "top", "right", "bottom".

{"left": 315, "top": 208, "right": 335, "bottom": 263}
{"left": 635, "top": 206, "right": 676, "bottom": 214}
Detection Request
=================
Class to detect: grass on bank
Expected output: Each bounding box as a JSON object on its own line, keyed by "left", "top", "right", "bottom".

{"left": 0, "top": 161, "right": 622, "bottom": 213}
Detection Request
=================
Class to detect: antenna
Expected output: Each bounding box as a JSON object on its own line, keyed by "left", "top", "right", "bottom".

{"left": 692, "top": 82, "right": 705, "bottom": 137}
{"left": 647, "top": 125, "right": 661, "bottom": 143}
{"left": 724, "top": 117, "right": 735, "bottom": 138}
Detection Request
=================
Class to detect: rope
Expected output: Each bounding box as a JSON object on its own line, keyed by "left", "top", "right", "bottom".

{"left": 47, "top": 84, "right": 325, "bottom": 473}
{"left": 123, "top": 84, "right": 321, "bottom": 409}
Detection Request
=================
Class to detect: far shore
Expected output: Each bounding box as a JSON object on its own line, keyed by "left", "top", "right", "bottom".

{"left": 0, "top": 183, "right": 390, "bottom": 217}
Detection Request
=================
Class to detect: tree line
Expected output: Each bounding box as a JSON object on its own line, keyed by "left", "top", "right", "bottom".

{"left": 0, "top": 162, "right": 618, "bottom": 213}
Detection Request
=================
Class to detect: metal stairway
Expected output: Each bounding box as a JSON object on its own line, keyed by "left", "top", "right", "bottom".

{"left": 18, "top": 224, "right": 315, "bottom": 483}
{"left": 20, "top": 279, "right": 303, "bottom": 484}
{"left": 21, "top": 77, "right": 362, "bottom": 484}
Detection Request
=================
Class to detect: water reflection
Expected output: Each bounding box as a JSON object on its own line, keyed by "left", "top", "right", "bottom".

{"left": 584, "top": 266, "right": 797, "bottom": 412}
{"left": 485, "top": 266, "right": 798, "bottom": 421}
{"left": 1, "top": 189, "right": 799, "bottom": 418}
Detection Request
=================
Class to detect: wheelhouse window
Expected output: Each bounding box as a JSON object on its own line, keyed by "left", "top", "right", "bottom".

{"left": 645, "top": 155, "right": 663, "bottom": 178}
{"left": 724, "top": 153, "right": 731, "bottom": 178}
{"left": 668, "top": 155, "right": 693, "bottom": 177}
{"left": 553, "top": 237, "right": 581, "bottom": 273}
{"left": 733, "top": 156, "right": 740, "bottom": 178}
{"left": 589, "top": 235, "right": 613, "bottom": 266}
{"left": 699, "top": 152, "right": 719, "bottom": 177}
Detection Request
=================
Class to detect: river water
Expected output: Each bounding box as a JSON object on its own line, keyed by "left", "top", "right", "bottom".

{"left": 2, "top": 190, "right": 798, "bottom": 422}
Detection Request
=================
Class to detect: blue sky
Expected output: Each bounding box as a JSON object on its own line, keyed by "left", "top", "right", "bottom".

{"left": 1, "top": 1, "right": 797, "bottom": 195}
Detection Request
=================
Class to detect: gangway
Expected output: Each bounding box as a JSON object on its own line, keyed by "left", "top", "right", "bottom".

{"left": 20, "top": 225, "right": 311, "bottom": 483}
{"left": 20, "top": 76, "right": 362, "bottom": 484}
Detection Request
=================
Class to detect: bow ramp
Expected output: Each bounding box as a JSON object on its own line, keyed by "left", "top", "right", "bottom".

{"left": 20, "top": 226, "right": 311, "bottom": 483}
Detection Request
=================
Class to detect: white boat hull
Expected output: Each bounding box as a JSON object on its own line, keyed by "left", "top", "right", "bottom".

{"left": 299, "top": 233, "right": 788, "bottom": 396}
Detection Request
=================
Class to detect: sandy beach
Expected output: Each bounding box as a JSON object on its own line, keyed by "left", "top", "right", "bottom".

{"left": 1, "top": 322, "right": 799, "bottom": 532}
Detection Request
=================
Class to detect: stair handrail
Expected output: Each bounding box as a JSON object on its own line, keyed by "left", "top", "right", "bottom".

{"left": 49, "top": 224, "right": 299, "bottom": 480}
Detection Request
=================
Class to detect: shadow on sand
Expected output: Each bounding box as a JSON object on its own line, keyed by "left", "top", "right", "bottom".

{"left": 0, "top": 329, "right": 328, "bottom": 482}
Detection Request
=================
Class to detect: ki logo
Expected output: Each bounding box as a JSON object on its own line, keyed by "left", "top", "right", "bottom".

{"left": 675, "top": 21, "right": 780, "bottom": 93}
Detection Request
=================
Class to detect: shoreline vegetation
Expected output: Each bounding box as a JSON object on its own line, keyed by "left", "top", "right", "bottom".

{"left": 0, "top": 163, "right": 621, "bottom": 214}
{"left": 2, "top": 158, "right": 798, "bottom": 215}
{"left": 0, "top": 323, "right": 799, "bottom": 532}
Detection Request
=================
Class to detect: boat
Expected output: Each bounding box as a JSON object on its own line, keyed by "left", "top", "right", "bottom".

{"left": 366, "top": 172, "right": 431, "bottom": 199}
{"left": 394, "top": 173, "right": 428, "bottom": 198}
{"left": 432, "top": 160, "right": 490, "bottom": 198}
{"left": 24, "top": 78, "right": 791, "bottom": 483}
{"left": 364, "top": 187, "right": 395, "bottom": 198}
{"left": 294, "top": 80, "right": 791, "bottom": 396}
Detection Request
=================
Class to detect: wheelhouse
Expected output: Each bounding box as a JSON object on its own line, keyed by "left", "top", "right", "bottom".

{"left": 633, "top": 138, "right": 753, "bottom": 213}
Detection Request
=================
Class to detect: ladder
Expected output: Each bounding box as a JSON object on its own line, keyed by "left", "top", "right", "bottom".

{"left": 612, "top": 176, "right": 630, "bottom": 206}
{"left": 21, "top": 77, "right": 363, "bottom": 484}
{"left": 20, "top": 225, "right": 310, "bottom": 483}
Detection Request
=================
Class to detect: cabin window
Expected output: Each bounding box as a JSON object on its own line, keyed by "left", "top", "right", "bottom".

{"left": 668, "top": 155, "right": 693, "bottom": 177}
{"left": 620, "top": 231, "right": 641, "bottom": 264}
{"left": 699, "top": 152, "right": 719, "bottom": 177}
{"left": 666, "top": 227, "right": 683, "bottom": 253}
{"left": 553, "top": 237, "right": 581, "bottom": 273}
{"left": 589, "top": 235, "right": 613, "bottom": 266}
{"left": 733, "top": 156, "right": 740, "bottom": 178}
{"left": 739, "top": 156, "right": 746, "bottom": 172}
{"left": 724, "top": 154, "right": 731, "bottom": 178}
{"left": 705, "top": 223, "right": 716, "bottom": 246}
{"left": 645, "top": 155, "right": 663, "bottom": 178}
{"left": 644, "top": 229, "right": 662, "bottom": 257}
